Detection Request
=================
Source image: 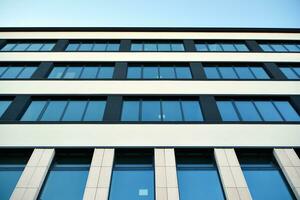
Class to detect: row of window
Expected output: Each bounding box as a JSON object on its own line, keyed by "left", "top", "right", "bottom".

{"left": 1, "top": 149, "right": 298, "bottom": 200}
{"left": 0, "top": 63, "right": 299, "bottom": 80}
{"left": 1, "top": 40, "right": 300, "bottom": 52}
{"left": 1, "top": 97, "right": 299, "bottom": 122}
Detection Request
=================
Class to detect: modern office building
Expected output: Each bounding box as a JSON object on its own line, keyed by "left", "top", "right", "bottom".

{"left": 0, "top": 27, "right": 300, "bottom": 200}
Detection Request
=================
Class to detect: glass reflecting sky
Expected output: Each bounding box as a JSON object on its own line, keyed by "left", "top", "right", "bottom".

{"left": 0, "top": 0, "right": 299, "bottom": 28}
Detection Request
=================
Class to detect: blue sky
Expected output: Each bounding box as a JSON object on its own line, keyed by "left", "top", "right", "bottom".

{"left": 0, "top": 0, "right": 299, "bottom": 28}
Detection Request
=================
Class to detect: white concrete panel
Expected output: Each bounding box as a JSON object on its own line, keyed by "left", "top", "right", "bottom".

{"left": 0, "top": 124, "right": 299, "bottom": 147}
{"left": 0, "top": 81, "right": 299, "bottom": 95}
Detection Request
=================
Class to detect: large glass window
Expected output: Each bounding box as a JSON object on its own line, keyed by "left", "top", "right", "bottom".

{"left": 203, "top": 64, "right": 270, "bottom": 79}
{"left": 176, "top": 150, "right": 225, "bottom": 200}
{"left": 259, "top": 42, "right": 300, "bottom": 52}
{"left": 121, "top": 98, "right": 203, "bottom": 122}
{"left": 127, "top": 64, "right": 192, "bottom": 79}
{"left": 217, "top": 99, "right": 300, "bottom": 122}
{"left": 0, "top": 100, "right": 12, "bottom": 117}
{"left": 237, "top": 150, "right": 296, "bottom": 200}
{"left": 196, "top": 41, "right": 249, "bottom": 52}
{"left": 1, "top": 42, "right": 55, "bottom": 52}
{"left": 279, "top": 64, "right": 300, "bottom": 80}
{"left": 38, "top": 150, "right": 92, "bottom": 200}
{"left": 131, "top": 41, "right": 184, "bottom": 52}
{"left": 109, "top": 149, "right": 154, "bottom": 200}
{"left": 0, "top": 150, "right": 32, "bottom": 200}
{"left": 21, "top": 99, "right": 106, "bottom": 121}
{"left": 65, "top": 41, "right": 120, "bottom": 51}
{"left": 48, "top": 64, "right": 114, "bottom": 79}
{"left": 0, "top": 65, "right": 37, "bottom": 79}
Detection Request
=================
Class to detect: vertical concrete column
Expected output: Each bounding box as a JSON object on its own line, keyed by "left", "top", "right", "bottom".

{"left": 214, "top": 148, "right": 252, "bottom": 200}
{"left": 155, "top": 148, "right": 179, "bottom": 200}
{"left": 274, "top": 148, "right": 300, "bottom": 199}
{"left": 10, "top": 148, "right": 55, "bottom": 200}
{"left": 83, "top": 148, "right": 114, "bottom": 200}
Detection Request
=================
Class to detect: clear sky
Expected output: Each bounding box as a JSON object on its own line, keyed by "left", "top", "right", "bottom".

{"left": 0, "top": 0, "right": 299, "bottom": 28}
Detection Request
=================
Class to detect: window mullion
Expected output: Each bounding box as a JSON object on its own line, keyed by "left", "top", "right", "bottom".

{"left": 251, "top": 100, "right": 264, "bottom": 121}
{"left": 231, "top": 100, "right": 243, "bottom": 121}
{"left": 179, "top": 99, "right": 185, "bottom": 122}
{"left": 59, "top": 100, "right": 70, "bottom": 121}
{"left": 271, "top": 100, "right": 285, "bottom": 121}
{"left": 81, "top": 100, "right": 90, "bottom": 121}
{"left": 15, "top": 67, "right": 26, "bottom": 79}
{"left": 0, "top": 67, "right": 10, "bottom": 78}
{"left": 37, "top": 100, "right": 50, "bottom": 121}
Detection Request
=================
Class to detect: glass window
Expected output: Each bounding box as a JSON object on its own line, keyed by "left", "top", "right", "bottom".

{"left": 160, "top": 67, "right": 175, "bottom": 79}
{"left": 40, "top": 43, "right": 55, "bottom": 51}
{"left": 66, "top": 42, "right": 119, "bottom": 51}
{"left": 40, "top": 101, "right": 67, "bottom": 121}
{"left": 162, "top": 101, "right": 182, "bottom": 121}
{"left": 234, "top": 101, "right": 261, "bottom": 121}
{"left": 274, "top": 101, "right": 300, "bottom": 121}
{"left": 107, "top": 43, "right": 120, "bottom": 51}
{"left": 171, "top": 43, "right": 185, "bottom": 51}
{"left": 131, "top": 43, "right": 143, "bottom": 51}
{"left": 235, "top": 44, "right": 249, "bottom": 51}
{"left": 251, "top": 67, "right": 270, "bottom": 79}
{"left": 0, "top": 67, "right": 8, "bottom": 76}
{"left": 80, "top": 67, "right": 98, "bottom": 79}
{"left": 280, "top": 67, "right": 300, "bottom": 79}
{"left": 235, "top": 67, "right": 255, "bottom": 79}
{"left": 239, "top": 151, "right": 295, "bottom": 200}
{"left": 109, "top": 150, "right": 154, "bottom": 200}
{"left": 176, "top": 150, "right": 225, "bottom": 200}
{"left": 64, "top": 67, "right": 83, "bottom": 79}
{"left": 204, "top": 67, "right": 221, "bottom": 79}
{"left": 142, "top": 101, "right": 161, "bottom": 121}
{"left": 62, "top": 101, "right": 87, "bottom": 121}
{"left": 127, "top": 67, "right": 142, "bottom": 79}
{"left": 284, "top": 44, "right": 300, "bottom": 52}
{"left": 93, "top": 43, "right": 106, "bottom": 51}
{"left": 271, "top": 44, "right": 288, "bottom": 52}
{"left": 1, "top": 42, "right": 54, "bottom": 52}
{"left": 175, "top": 67, "right": 192, "bottom": 79}
{"left": 0, "top": 100, "right": 12, "bottom": 117}
{"left": 144, "top": 43, "right": 157, "bottom": 51}
{"left": 13, "top": 43, "right": 30, "bottom": 51}
{"left": 254, "top": 101, "right": 283, "bottom": 121}
{"left": 182, "top": 101, "right": 203, "bottom": 121}
{"left": 17, "top": 67, "right": 37, "bottom": 78}
{"left": 0, "top": 150, "right": 31, "bottom": 200}
{"left": 83, "top": 101, "right": 106, "bottom": 121}
{"left": 143, "top": 67, "right": 159, "bottom": 79}
{"left": 78, "top": 43, "right": 93, "bottom": 51}
{"left": 121, "top": 101, "right": 139, "bottom": 121}
{"left": 21, "top": 101, "right": 47, "bottom": 121}
{"left": 27, "top": 43, "right": 43, "bottom": 51}
{"left": 208, "top": 43, "right": 222, "bottom": 51}
{"left": 260, "top": 44, "right": 273, "bottom": 52}
{"left": 38, "top": 151, "right": 91, "bottom": 200}
{"left": 157, "top": 43, "right": 171, "bottom": 51}
{"left": 1, "top": 67, "right": 23, "bottom": 79}
{"left": 48, "top": 67, "right": 66, "bottom": 79}
{"left": 195, "top": 43, "right": 208, "bottom": 51}
{"left": 131, "top": 42, "right": 184, "bottom": 52}
{"left": 66, "top": 43, "right": 79, "bottom": 51}
{"left": 217, "top": 101, "right": 239, "bottom": 121}
{"left": 1, "top": 43, "right": 16, "bottom": 51}
{"left": 98, "top": 67, "right": 114, "bottom": 79}
{"left": 219, "top": 67, "right": 238, "bottom": 79}
{"left": 221, "top": 43, "right": 236, "bottom": 51}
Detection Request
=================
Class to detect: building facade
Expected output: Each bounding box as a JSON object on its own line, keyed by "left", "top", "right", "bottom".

{"left": 0, "top": 27, "right": 300, "bottom": 200}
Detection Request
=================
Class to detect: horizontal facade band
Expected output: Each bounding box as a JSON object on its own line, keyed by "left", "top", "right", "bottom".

{"left": 0, "top": 52, "right": 300, "bottom": 62}
{"left": 0, "top": 124, "right": 299, "bottom": 147}
{"left": 0, "top": 81, "right": 299, "bottom": 95}
{"left": 0, "top": 31, "right": 300, "bottom": 40}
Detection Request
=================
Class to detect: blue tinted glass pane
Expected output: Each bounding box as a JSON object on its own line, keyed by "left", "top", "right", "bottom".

{"left": 121, "top": 101, "right": 139, "bottom": 121}
{"left": 40, "top": 43, "right": 55, "bottom": 51}
{"left": 157, "top": 43, "right": 171, "bottom": 51}
{"left": 271, "top": 44, "right": 288, "bottom": 52}
{"left": 13, "top": 43, "right": 30, "bottom": 51}
{"left": 40, "top": 101, "right": 67, "bottom": 121}
{"left": 106, "top": 44, "right": 120, "bottom": 51}
{"left": 64, "top": 67, "right": 83, "bottom": 79}
{"left": 0, "top": 160, "right": 26, "bottom": 200}
{"left": 235, "top": 44, "right": 249, "bottom": 51}
{"left": 280, "top": 68, "right": 299, "bottom": 79}
{"left": 274, "top": 101, "right": 300, "bottom": 121}
{"left": 66, "top": 43, "right": 79, "bottom": 51}
{"left": 242, "top": 164, "right": 295, "bottom": 200}
{"left": 204, "top": 67, "right": 220, "bottom": 79}
{"left": 234, "top": 67, "right": 255, "bottom": 79}
{"left": 83, "top": 101, "right": 106, "bottom": 121}
{"left": 93, "top": 43, "right": 106, "bottom": 51}
{"left": 18, "top": 67, "right": 37, "bottom": 78}
{"left": 254, "top": 101, "right": 283, "bottom": 121}
{"left": 284, "top": 44, "right": 300, "bottom": 52}
{"left": 221, "top": 44, "right": 236, "bottom": 51}
{"left": 141, "top": 101, "right": 161, "bottom": 121}
{"left": 127, "top": 67, "right": 142, "bottom": 79}
{"left": 39, "top": 162, "right": 89, "bottom": 200}
{"left": 162, "top": 101, "right": 182, "bottom": 121}
{"left": 0, "top": 101, "right": 11, "bottom": 117}
{"left": 98, "top": 67, "right": 114, "bottom": 79}
{"left": 195, "top": 43, "right": 208, "bottom": 51}
{"left": 143, "top": 67, "right": 159, "bottom": 79}
{"left": 235, "top": 101, "right": 262, "bottom": 121}
{"left": 80, "top": 67, "right": 98, "bottom": 79}
{"left": 27, "top": 43, "right": 43, "bottom": 51}
{"left": 1, "top": 43, "right": 16, "bottom": 51}
{"left": 294, "top": 68, "right": 300, "bottom": 76}
{"left": 21, "top": 101, "right": 46, "bottom": 121}
{"left": 2, "top": 67, "right": 23, "bottom": 79}
{"left": 177, "top": 165, "right": 225, "bottom": 200}
{"left": 251, "top": 67, "right": 270, "bottom": 79}
{"left": 217, "top": 101, "right": 239, "bottom": 121}
{"left": 131, "top": 43, "right": 143, "bottom": 51}
{"left": 48, "top": 67, "right": 66, "bottom": 79}
{"left": 208, "top": 44, "right": 222, "bottom": 51}
{"left": 182, "top": 101, "right": 203, "bottom": 121}
{"left": 0, "top": 67, "right": 8, "bottom": 77}
{"left": 144, "top": 43, "right": 157, "bottom": 51}
{"left": 171, "top": 43, "right": 184, "bottom": 51}
{"left": 160, "top": 67, "right": 175, "bottom": 79}
{"left": 219, "top": 67, "right": 238, "bottom": 79}
{"left": 260, "top": 44, "right": 273, "bottom": 52}
{"left": 62, "top": 101, "right": 87, "bottom": 121}
{"left": 175, "top": 67, "right": 192, "bottom": 79}
{"left": 78, "top": 43, "right": 93, "bottom": 51}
